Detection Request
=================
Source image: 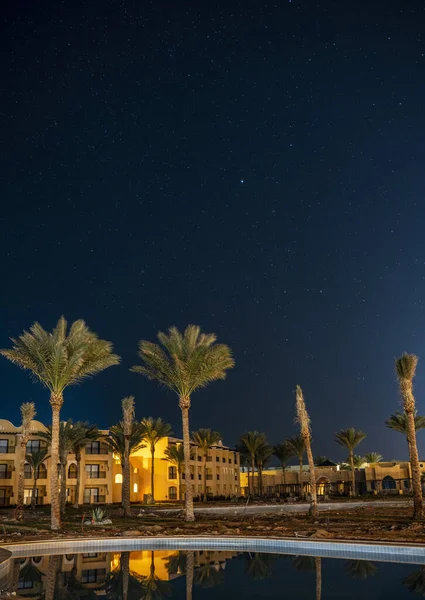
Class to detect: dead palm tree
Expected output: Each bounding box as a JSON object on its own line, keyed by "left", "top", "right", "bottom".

{"left": 287, "top": 434, "right": 306, "bottom": 497}
{"left": 26, "top": 448, "right": 50, "bottom": 509}
{"left": 163, "top": 444, "right": 185, "bottom": 500}
{"left": 16, "top": 401, "right": 36, "bottom": 520}
{"left": 69, "top": 422, "right": 100, "bottom": 507}
{"left": 255, "top": 442, "right": 274, "bottom": 496}
{"left": 192, "top": 428, "right": 221, "bottom": 501}
{"left": 141, "top": 417, "right": 173, "bottom": 503}
{"left": 395, "top": 353, "right": 423, "bottom": 520}
{"left": 131, "top": 325, "right": 234, "bottom": 521}
{"left": 364, "top": 452, "right": 383, "bottom": 463}
{"left": 273, "top": 442, "right": 294, "bottom": 490}
{"left": 240, "top": 431, "right": 267, "bottom": 495}
{"left": 295, "top": 385, "right": 317, "bottom": 516}
{"left": 335, "top": 428, "right": 366, "bottom": 496}
{"left": 0, "top": 316, "right": 120, "bottom": 530}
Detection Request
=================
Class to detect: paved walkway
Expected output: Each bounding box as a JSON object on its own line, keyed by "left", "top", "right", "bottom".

{"left": 157, "top": 500, "right": 410, "bottom": 516}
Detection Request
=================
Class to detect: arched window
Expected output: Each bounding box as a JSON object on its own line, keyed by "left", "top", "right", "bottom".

{"left": 382, "top": 475, "right": 396, "bottom": 490}
{"left": 115, "top": 473, "right": 123, "bottom": 484}
{"left": 168, "top": 486, "right": 177, "bottom": 500}
{"left": 168, "top": 466, "right": 177, "bottom": 480}
{"left": 68, "top": 464, "right": 77, "bottom": 478}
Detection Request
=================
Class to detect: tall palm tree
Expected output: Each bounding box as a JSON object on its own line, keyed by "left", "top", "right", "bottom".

{"left": 26, "top": 448, "right": 50, "bottom": 509}
{"left": 255, "top": 442, "right": 274, "bottom": 496}
{"left": 295, "top": 385, "right": 317, "bottom": 517}
{"left": 240, "top": 431, "right": 266, "bottom": 495}
{"left": 106, "top": 420, "right": 145, "bottom": 514}
{"left": 0, "top": 316, "right": 120, "bottom": 530}
{"left": 364, "top": 452, "right": 383, "bottom": 463}
{"left": 192, "top": 428, "right": 221, "bottom": 502}
{"left": 287, "top": 435, "right": 306, "bottom": 498}
{"left": 122, "top": 397, "right": 136, "bottom": 517}
{"left": 131, "top": 324, "right": 234, "bottom": 521}
{"left": 163, "top": 444, "right": 185, "bottom": 500}
{"left": 16, "top": 401, "right": 36, "bottom": 520}
{"left": 395, "top": 353, "right": 423, "bottom": 520}
{"left": 335, "top": 428, "right": 366, "bottom": 496}
{"left": 69, "top": 421, "right": 100, "bottom": 507}
{"left": 39, "top": 420, "right": 77, "bottom": 515}
{"left": 386, "top": 411, "right": 425, "bottom": 459}
{"left": 141, "top": 417, "right": 173, "bottom": 503}
{"left": 274, "top": 442, "right": 294, "bottom": 490}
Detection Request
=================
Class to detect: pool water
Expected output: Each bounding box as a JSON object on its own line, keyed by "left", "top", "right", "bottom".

{"left": 4, "top": 549, "right": 425, "bottom": 598}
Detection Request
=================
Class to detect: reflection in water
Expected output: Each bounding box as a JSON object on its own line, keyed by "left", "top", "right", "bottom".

{"left": 4, "top": 549, "right": 425, "bottom": 599}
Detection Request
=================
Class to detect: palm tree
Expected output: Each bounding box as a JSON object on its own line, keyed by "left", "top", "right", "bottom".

{"left": 291, "top": 556, "right": 321, "bottom": 599}
{"left": 192, "top": 428, "right": 221, "bottom": 501}
{"left": 131, "top": 325, "right": 234, "bottom": 521}
{"left": 39, "top": 419, "right": 76, "bottom": 515}
{"left": 194, "top": 562, "right": 224, "bottom": 588}
{"left": 235, "top": 442, "right": 250, "bottom": 492}
{"left": 0, "top": 317, "right": 120, "bottom": 530}
{"left": 240, "top": 431, "right": 266, "bottom": 495}
{"left": 163, "top": 444, "right": 185, "bottom": 500}
{"left": 273, "top": 442, "right": 294, "bottom": 490}
{"left": 122, "top": 396, "right": 135, "bottom": 517}
{"left": 314, "top": 455, "right": 330, "bottom": 466}
{"left": 295, "top": 385, "right": 317, "bottom": 516}
{"left": 364, "top": 452, "right": 383, "bottom": 463}
{"left": 255, "top": 443, "right": 274, "bottom": 496}
{"left": 351, "top": 455, "right": 365, "bottom": 469}
{"left": 45, "top": 554, "right": 60, "bottom": 600}
{"left": 16, "top": 401, "right": 36, "bottom": 520}
{"left": 287, "top": 435, "right": 306, "bottom": 497}
{"left": 403, "top": 566, "right": 425, "bottom": 596}
{"left": 245, "top": 553, "right": 276, "bottom": 581}
{"left": 395, "top": 353, "right": 423, "bottom": 520}
{"left": 26, "top": 448, "right": 50, "bottom": 509}
{"left": 335, "top": 428, "right": 367, "bottom": 496}
{"left": 69, "top": 421, "right": 100, "bottom": 507}
{"left": 140, "top": 551, "right": 171, "bottom": 600}
{"left": 386, "top": 411, "right": 425, "bottom": 457}
{"left": 315, "top": 557, "right": 322, "bottom": 600}
{"left": 141, "top": 417, "right": 173, "bottom": 503}
{"left": 344, "top": 560, "right": 378, "bottom": 579}
{"left": 186, "top": 551, "right": 194, "bottom": 600}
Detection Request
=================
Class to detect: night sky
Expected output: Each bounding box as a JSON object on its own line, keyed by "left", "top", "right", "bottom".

{"left": 2, "top": 0, "right": 425, "bottom": 462}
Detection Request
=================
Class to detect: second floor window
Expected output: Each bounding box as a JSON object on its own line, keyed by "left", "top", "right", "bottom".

{"left": 0, "top": 440, "right": 9, "bottom": 453}
{"left": 85, "top": 464, "right": 99, "bottom": 478}
{"left": 168, "top": 466, "right": 177, "bottom": 480}
{"left": 86, "top": 441, "right": 100, "bottom": 454}
{"left": 26, "top": 440, "right": 41, "bottom": 454}
{"left": 0, "top": 464, "right": 10, "bottom": 478}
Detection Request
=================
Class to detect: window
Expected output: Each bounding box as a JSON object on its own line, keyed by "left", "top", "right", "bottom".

{"left": 404, "top": 479, "right": 410, "bottom": 489}
{"left": 0, "top": 440, "right": 9, "bottom": 453}
{"left": 382, "top": 476, "right": 396, "bottom": 490}
{"left": 83, "top": 488, "right": 99, "bottom": 503}
{"left": 0, "top": 464, "right": 10, "bottom": 479}
{"left": 33, "top": 556, "right": 42, "bottom": 564}
{"left": 168, "top": 466, "right": 177, "bottom": 479}
{"left": 206, "top": 456, "right": 212, "bottom": 462}
{"left": 228, "top": 458, "right": 231, "bottom": 464}
{"left": 115, "top": 473, "right": 123, "bottom": 484}
{"left": 81, "top": 569, "right": 106, "bottom": 584}
{"left": 216, "top": 456, "right": 220, "bottom": 462}
{"left": 133, "top": 483, "right": 138, "bottom": 493}
{"left": 26, "top": 440, "right": 40, "bottom": 454}
{"left": 83, "top": 553, "right": 98, "bottom": 558}
{"left": 222, "top": 458, "right": 226, "bottom": 463}
{"left": 24, "top": 464, "right": 32, "bottom": 479}
{"left": 197, "top": 456, "right": 202, "bottom": 462}
{"left": 18, "top": 579, "right": 34, "bottom": 590}
{"left": 85, "top": 464, "right": 100, "bottom": 478}
{"left": 216, "top": 474, "right": 220, "bottom": 480}
{"left": 198, "top": 473, "right": 202, "bottom": 480}
{"left": 168, "top": 486, "right": 177, "bottom": 500}
{"left": 86, "top": 441, "right": 100, "bottom": 454}
{"left": 38, "top": 463, "right": 47, "bottom": 479}
{"left": 68, "top": 464, "right": 77, "bottom": 478}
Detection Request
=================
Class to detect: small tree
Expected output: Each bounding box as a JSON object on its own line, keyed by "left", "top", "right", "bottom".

{"left": 192, "top": 428, "right": 221, "bottom": 501}
{"left": 25, "top": 448, "right": 50, "bottom": 509}
{"left": 16, "top": 402, "right": 36, "bottom": 520}
{"left": 163, "top": 444, "right": 185, "bottom": 500}
{"left": 287, "top": 435, "right": 306, "bottom": 498}
{"left": 364, "top": 452, "right": 383, "bottom": 463}
{"left": 140, "top": 417, "right": 173, "bottom": 503}
{"left": 273, "top": 442, "right": 294, "bottom": 489}
{"left": 335, "top": 428, "right": 367, "bottom": 496}
{"left": 255, "top": 443, "right": 274, "bottom": 496}
{"left": 295, "top": 385, "right": 317, "bottom": 517}
{"left": 240, "top": 431, "right": 267, "bottom": 495}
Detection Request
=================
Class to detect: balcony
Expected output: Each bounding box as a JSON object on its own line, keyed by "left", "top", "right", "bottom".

{"left": 86, "top": 471, "right": 107, "bottom": 479}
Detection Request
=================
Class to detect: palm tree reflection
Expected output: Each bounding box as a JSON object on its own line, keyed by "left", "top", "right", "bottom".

{"left": 344, "top": 560, "right": 378, "bottom": 580}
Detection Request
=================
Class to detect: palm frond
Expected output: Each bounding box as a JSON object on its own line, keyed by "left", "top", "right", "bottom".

{"left": 335, "top": 428, "right": 367, "bottom": 451}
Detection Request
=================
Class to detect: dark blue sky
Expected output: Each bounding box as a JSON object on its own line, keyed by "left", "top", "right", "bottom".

{"left": 1, "top": 0, "right": 425, "bottom": 462}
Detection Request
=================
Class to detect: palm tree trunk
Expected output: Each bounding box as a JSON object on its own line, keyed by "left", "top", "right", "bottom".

{"left": 259, "top": 465, "right": 263, "bottom": 496}
{"left": 45, "top": 554, "right": 59, "bottom": 600}
{"left": 186, "top": 551, "right": 194, "bottom": 600}
{"left": 123, "top": 441, "right": 131, "bottom": 517}
{"left": 16, "top": 439, "right": 26, "bottom": 520}
{"left": 315, "top": 557, "right": 322, "bottom": 600}
{"left": 247, "top": 463, "right": 250, "bottom": 495}
{"left": 60, "top": 461, "right": 67, "bottom": 515}
{"left": 74, "top": 450, "right": 81, "bottom": 508}
{"left": 50, "top": 393, "right": 63, "bottom": 530}
{"left": 406, "top": 410, "right": 423, "bottom": 519}
{"left": 203, "top": 452, "right": 207, "bottom": 502}
{"left": 251, "top": 456, "right": 256, "bottom": 495}
{"left": 299, "top": 457, "right": 304, "bottom": 499}
{"left": 31, "top": 473, "right": 38, "bottom": 510}
{"left": 121, "top": 551, "right": 130, "bottom": 600}
{"left": 282, "top": 463, "right": 286, "bottom": 491}
{"left": 178, "top": 466, "right": 182, "bottom": 501}
{"left": 8, "top": 558, "right": 20, "bottom": 593}
{"left": 349, "top": 450, "right": 355, "bottom": 496}
{"left": 151, "top": 444, "right": 155, "bottom": 503}
{"left": 179, "top": 396, "right": 195, "bottom": 521}
{"left": 304, "top": 436, "right": 318, "bottom": 517}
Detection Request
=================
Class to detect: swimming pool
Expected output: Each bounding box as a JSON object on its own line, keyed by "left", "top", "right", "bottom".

{"left": 1, "top": 538, "right": 424, "bottom": 598}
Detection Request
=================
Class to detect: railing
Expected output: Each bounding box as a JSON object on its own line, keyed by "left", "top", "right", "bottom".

{"left": 86, "top": 471, "right": 106, "bottom": 479}
{"left": 83, "top": 495, "right": 106, "bottom": 504}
